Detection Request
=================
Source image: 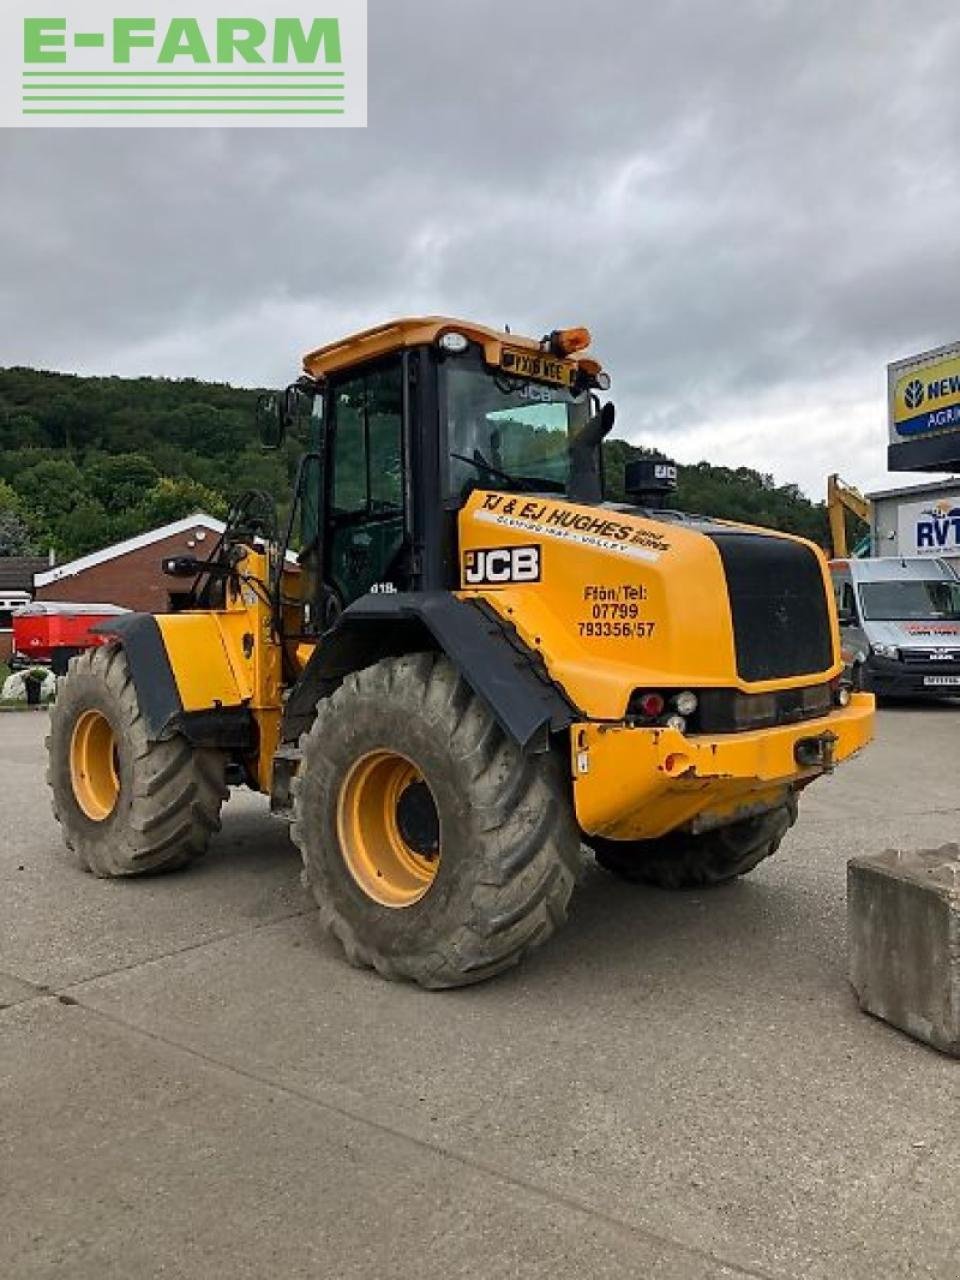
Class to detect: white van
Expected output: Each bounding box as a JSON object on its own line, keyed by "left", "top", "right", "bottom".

{"left": 829, "top": 557, "right": 960, "bottom": 697}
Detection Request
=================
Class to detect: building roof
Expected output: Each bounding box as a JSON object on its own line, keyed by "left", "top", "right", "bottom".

{"left": 34, "top": 513, "right": 226, "bottom": 588}
{"left": 867, "top": 476, "right": 960, "bottom": 502}
{"left": 0, "top": 557, "right": 50, "bottom": 593}
{"left": 33, "top": 511, "right": 299, "bottom": 589}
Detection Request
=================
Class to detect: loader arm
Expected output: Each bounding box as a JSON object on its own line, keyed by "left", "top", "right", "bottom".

{"left": 827, "top": 473, "right": 871, "bottom": 559}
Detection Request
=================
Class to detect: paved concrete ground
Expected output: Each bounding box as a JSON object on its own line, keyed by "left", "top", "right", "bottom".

{"left": 1, "top": 705, "right": 958, "bottom": 1279}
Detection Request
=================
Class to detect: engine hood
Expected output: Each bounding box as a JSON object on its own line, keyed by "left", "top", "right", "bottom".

{"left": 456, "top": 490, "right": 840, "bottom": 720}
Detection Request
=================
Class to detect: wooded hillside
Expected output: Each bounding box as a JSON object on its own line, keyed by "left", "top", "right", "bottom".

{"left": 0, "top": 366, "right": 829, "bottom": 559}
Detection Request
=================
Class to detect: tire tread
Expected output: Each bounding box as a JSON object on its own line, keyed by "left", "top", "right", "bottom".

{"left": 592, "top": 799, "right": 798, "bottom": 889}
{"left": 291, "top": 654, "right": 580, "bottom": 988}
{"left": 47, "top": 645, "right": 227, "bottom": 877}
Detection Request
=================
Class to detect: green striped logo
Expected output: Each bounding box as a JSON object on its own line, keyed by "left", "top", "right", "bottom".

{"left": 5, "top": 3, "right": 367, "bottom": 126}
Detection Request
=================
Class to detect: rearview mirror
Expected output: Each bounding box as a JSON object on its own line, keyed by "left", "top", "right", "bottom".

{"left": 258, "top": 380, "right": 321, "bottom": 449}
{"left": 256, "top": 392, "right": 285, "bottom": 449}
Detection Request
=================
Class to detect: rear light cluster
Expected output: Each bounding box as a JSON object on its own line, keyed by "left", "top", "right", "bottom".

{"left": 626, "top": 689, "right": 699, "bottom": 734}
{"left": 626, "top": 682, "right": 843, "bottom": 735}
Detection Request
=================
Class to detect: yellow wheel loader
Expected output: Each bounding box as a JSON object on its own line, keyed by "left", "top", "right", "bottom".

{"left": 47, "top": 318, "right": 874, "bottom": 987}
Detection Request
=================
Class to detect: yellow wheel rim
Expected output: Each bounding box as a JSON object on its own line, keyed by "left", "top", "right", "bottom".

{"left": 337, "top": 750, "right": 441, "bottom": 908}
{"left": 69, "top": 709, "right": 120, "bottom": 822}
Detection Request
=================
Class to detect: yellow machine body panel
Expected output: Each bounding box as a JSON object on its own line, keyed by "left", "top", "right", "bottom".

{"left": 154, "top": 613, "right": 248, "bottom": 711}
{"left": 569, "top": 698, "right": 873, "bottom": 839}
{"left": 154, "top": 551, "right": 285, "bottom": 792}
{"left": 456, "top": 489, "right": 843, "bottom": 718}
{"left": 456, "top": 489, "right": 873, "bottom": 839}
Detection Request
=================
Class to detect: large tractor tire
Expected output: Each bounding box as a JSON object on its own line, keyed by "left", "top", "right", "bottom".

{"left": 590, "top": 797, "right": 798, "bottom": 890}
{"left": 291, "top": 653, "right": 580, "bottom": 988}
{"left": 47, "top": 645, "right": 228, "bottom": 877}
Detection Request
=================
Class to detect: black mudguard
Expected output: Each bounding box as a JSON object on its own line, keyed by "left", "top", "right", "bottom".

{"left": 282, "top": 592, "right": 578, "bottom": 752}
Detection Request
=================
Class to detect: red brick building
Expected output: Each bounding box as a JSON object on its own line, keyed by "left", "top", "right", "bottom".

{"left": 33, "top": 514, "right": 226, "bottom": 613}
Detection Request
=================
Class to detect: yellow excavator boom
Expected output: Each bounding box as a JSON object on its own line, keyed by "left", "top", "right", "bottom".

{"left": 827, "top": 473, "right": 871, "bottom": 559}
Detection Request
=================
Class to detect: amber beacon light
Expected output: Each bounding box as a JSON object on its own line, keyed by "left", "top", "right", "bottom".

{"left": 547, "top": 327, "right": 592, "bottom": 356}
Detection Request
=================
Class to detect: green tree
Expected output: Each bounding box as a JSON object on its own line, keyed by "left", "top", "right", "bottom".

{"left": 0, "top": 447, "right": 57, "bottom": 486}
{"left": 0, "top": 510, "right": 36, "bottom": 555}
{"left": 39, "top": 394, "right": 97, "bottom": 450}
{"left": 0, "top": 482, "right": 37, "bottom": 555}
{"left": 0, "top": 410, "right": 45, "bottom": 449}
{"left": 51, "top": 501, "right": 113, "bottom": 558}
{"left": 133, "top": 477, "right": 229, "bottom": 527}
{"left": 14, "top": 458, "right": 88, "bottom": 524}
{"left": 0, "top": 479, "right": 39, "bottom": 555}
{"left": 87, "top": 453, "right": 161, "bottom": 509}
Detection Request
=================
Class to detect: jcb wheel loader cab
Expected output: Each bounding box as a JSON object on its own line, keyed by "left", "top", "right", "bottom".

{"left": 46, "top": 316, "right": 875, "bottom": 988}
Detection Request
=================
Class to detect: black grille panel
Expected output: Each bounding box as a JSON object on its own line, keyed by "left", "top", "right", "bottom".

{"left": 709, "top": 533, "right": 833, "bottom": 681}
{"left": 695, "top": 683, "right": 832, "bottom": 733}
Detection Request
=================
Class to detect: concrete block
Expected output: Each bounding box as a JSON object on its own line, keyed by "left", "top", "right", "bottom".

{"left": 848, "top": 845, "right": 960, "bottom": 1057}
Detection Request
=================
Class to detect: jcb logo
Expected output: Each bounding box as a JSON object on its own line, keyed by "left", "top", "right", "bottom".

{"left": 463, "top": 545, "right": 541, "bottom": 586}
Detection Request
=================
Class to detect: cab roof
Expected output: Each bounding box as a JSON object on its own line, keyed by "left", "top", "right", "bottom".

{"left": 301, "top": 316, "right": 600, "bottom": 379}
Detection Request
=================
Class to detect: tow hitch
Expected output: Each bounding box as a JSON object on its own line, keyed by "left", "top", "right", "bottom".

{"left": 794, "top": 731, "right": 839, "bottom": 772}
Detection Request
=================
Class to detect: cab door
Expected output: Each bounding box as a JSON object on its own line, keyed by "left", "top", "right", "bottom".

{"left": 324, "top": 358, "right": 408, "bottom": 608}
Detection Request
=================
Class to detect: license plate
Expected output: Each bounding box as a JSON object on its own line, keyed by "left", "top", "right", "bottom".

{"left": 500, "top": 347, "right": 575, "bottom": 387}
{"left": 923, "top": 675, "right": 960, "bottom": 686}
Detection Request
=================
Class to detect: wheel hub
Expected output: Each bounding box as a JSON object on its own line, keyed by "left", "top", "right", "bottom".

{"left": 336, "top": 750, "right": 441, "bottom": 908}
{"left": 395, "top": 780, "right": 440, "bottom": 858}
{"left": 69, "top": 708, "right": 120, "bottom": 822}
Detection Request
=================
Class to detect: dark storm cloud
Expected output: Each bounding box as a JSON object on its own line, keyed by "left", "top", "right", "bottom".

{"left": 2, "top": 0, "right": 960, "bottom": 494}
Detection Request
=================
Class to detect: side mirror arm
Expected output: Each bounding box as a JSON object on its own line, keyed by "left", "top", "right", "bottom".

{"left": 568, "top": 401, "right": 615, "bottom": 504}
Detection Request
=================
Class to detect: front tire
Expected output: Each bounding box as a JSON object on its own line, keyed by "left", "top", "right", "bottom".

{"left": 590, "top": 799, "right": 797, "bottom": 889}
{"left": 291, "top": 653, "right": 580, "bottom": 988}
{"left": 47, "top": 645, "right": 228, "bottom": 877}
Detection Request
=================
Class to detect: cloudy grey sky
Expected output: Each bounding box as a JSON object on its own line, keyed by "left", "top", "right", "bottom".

{"left": 2, "top": 0, "right": 959, "bottom": 499}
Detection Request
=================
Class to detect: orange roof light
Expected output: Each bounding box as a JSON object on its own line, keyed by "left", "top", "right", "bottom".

{"left": 547, "top": 327, "right": 591, "bottom": 357}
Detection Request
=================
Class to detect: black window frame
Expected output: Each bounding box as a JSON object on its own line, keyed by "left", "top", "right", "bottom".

{"left": 327, "top": 354, "right": 405, "bottom": 522}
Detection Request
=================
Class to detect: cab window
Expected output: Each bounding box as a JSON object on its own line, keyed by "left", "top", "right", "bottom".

{"left": 326, "top": 359, "right": 406, "bottom": 607}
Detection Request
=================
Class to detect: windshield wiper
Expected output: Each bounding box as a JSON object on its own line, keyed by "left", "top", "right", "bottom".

{"left": 450, "top": 450, "right": 555, "bottom": 488}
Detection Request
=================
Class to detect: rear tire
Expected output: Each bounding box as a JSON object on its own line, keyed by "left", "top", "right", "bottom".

{"left": 291, "top": 653, "right": 581, "bottom": 988}
{"left": 590, "top": 798, "right": 797, "bottom": 889}
{"left": 47, "top": 645, "right": 228, "bottom": 877}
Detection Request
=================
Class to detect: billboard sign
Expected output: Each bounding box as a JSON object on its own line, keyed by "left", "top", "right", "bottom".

{"left": 888, "top": 342, "right": 960, "bottom": 473}
{"left": 896, "top": 493, "right": 960, "bottom": 557}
